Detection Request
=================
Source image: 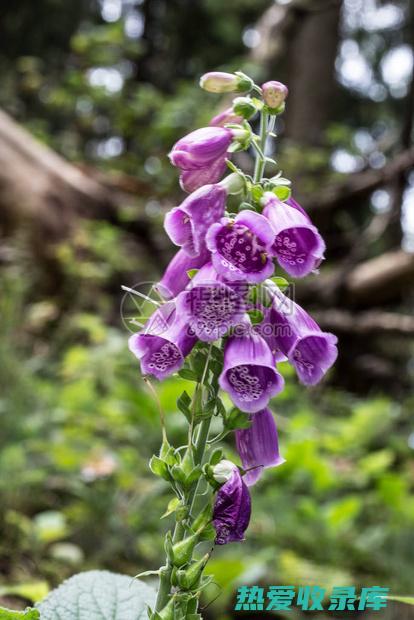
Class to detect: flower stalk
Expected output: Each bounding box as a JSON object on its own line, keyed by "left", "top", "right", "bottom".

{"left": 126, "top": 70, "right": 338, "bottom": 620}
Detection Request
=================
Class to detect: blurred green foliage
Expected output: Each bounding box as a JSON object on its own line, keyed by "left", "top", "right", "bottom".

{"left": 1, "top": 260, "right": 414, "bottom": 616}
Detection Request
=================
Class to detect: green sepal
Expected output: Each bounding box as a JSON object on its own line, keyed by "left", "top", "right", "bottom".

{"left": 164, "top": 532, "right": 174, "bottom": 563}
{"left": 149, "top": 455, "right": 171, "bottom": 481}
{"left": 234, "top": 70, "right": 254, "bottom": 93}
{"left": 232, "top": 96, "right": 257, "bottom": 120}
{"left": 272, "top": 185, "right": 291, "bottom": 201}
{"left": 172, "top": 532, "right": 199, "bottom": 567}
{"left": 161, "top": 497, "right": 181, "bottom": 519}
{"left": 209, "top": 448, "right": 223, "bottom": 466}
{"left": 246, "top": 309, "right": 264, "bottom": 325}
{"left": 185, "top": 465, "right": 202, "bottom": 487}
{"left": 156, "top": 596, "right": 175, "bottom": 620}
{"left": 159, "top": 438, "right": 179, "bottom": 467}
{"left": 170, "top": 464, "right": 188, "bottom": 485}
{"left": 176, "top": 553, "right": 210, "bottom": 590}
{"left": 191, "top": 502, "right": 213, "bottom": 533}
{"left": 181, "top": 448, "right": 195, "bottom": 476}
{"left": 265, "top": 101, "right": 286, "bottom": 115}
{"left": 251, "top": 184, "right": 264, "bottom": 203}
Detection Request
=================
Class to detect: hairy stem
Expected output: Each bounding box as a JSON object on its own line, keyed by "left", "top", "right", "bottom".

{"left": 253, "top": 109, "right": 269, "bottom": 183}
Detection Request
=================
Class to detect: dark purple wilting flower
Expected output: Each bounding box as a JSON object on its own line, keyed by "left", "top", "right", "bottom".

{"left": 212, "top": 460, "right": 251, "bottom": 545}
{"left": 261, "top": 80, "right": 288, "bottom": 109}
{"left": 219, "top": 323, "right": 284, "bottom": 413}
{"left": 169, "top": 127, "right": 233, "bottom": 171}
{"left": 164, "top": 184, "right": 227, "bottom": 257}
{"left": 210, "top": 107, "right": 243, "bottom": 128}
{"left": 236, "top": 408, "right": 285, "bottom": 486}
{"left": 128, "top": 302, "right": 197, "bottom": 380}
{"left": 176, "top": 263, "right": 248, "bottom": 342}
{"left": 206, "top": 211, "right": 276, "bottom": 283}
{"left": 155, "top": 248, "right": 210, "bottom": 300}
{"left": 266, "top": 282, "right": 338, "bottom": 386}
{"left": 262, "top": 192, "right": 326, "bottom": 278}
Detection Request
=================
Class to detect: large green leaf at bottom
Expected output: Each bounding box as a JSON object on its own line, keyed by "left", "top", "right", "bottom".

{"left": 37, "top": 571, "right": 156, "bottom": 620}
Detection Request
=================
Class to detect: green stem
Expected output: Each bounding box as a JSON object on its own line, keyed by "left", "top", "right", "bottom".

{"left": 154, "top": 348, "right": 215, "bottom": 615}
{"left": 253, "top": 109, "right": 269, "bottom": 183}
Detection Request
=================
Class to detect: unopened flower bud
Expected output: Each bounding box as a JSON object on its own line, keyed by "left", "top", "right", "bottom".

{"left": 232, "top": 96, "right": 257, "bottom": 120}
{"left": 200, "top": 71, "right": 254, "bottom": 94}
{"left": 262, "top": 80, "right": 288, "bottom": 110}
{"left": 212, "top": 459, "right": 238, "bottom": 484}
{"left": 200, "top": 72, "right": 240, "bottom": 93}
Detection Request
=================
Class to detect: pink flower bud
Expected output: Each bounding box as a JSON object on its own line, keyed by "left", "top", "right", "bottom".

{"left": 200, "top": 72, "right": 240, "bottom": 93}
{"left": 200, "top": 71, "right": 254, "bottom": 94}
{"left": 261, "top": 80, "right": 288, "bottom": 110}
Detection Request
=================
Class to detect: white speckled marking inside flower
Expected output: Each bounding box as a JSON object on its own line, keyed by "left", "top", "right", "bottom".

{"left": 148, "top": 342, "right": 181, "bottom": 372}
{"left": 275, "top": 233, "right": 306, "bottom": 266}
{"left": 292, "top": 348, "right": 314, "bottom": 376}
{"left": 227, "top": 365, "right": 274, "bottom": 402}
{"left": 217, "top": 224, "right": 266, "bottom": 273}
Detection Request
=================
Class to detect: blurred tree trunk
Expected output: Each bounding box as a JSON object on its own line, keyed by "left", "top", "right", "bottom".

{"left": 252, "top": 0, "right": 343, "bottom": 146}
{"left": 284, "top": 1, "right": 342, "bottom": 145}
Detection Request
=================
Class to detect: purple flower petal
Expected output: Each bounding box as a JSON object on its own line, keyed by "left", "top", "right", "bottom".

{"left": 210, "top": 107, "right": 243, "bottom": 127}
{"left": 128, "top": 302, "right": 197, "bottom": 380}
{"left": 164, "top": 185, "right": 227, "bottom": 257}
{"left": 267, "top": 284, "right": 338, "bottom": 385}
{"left": 176, "top": 263, "right": 248, "bottom": 342}
{"left": 286, "top": 196, "right": 310, "bottom": 220}
{"left": 206, "top": 212, "right": 276, "bottom": 284}
{"left": 213, "top": 466, "right": 251, "bottom": 545}
{"left": 263, "top": 193, "right": 325, "bottom": 278}
{"left": 169, "top": 127, "right": 233, "bottom": 170}
{"left": 155, "top": 249, "right": 210, "bottom": 300}
{"left": 179, "top": 157, "right": 228, "bottom": 193}
{"left": 290, "top": 333, "right": 338, "bottom": 386}
{"left": 236, "top": 408, "right": 285, "bottom": 486}
{"left": 219, "top": 326, "right": 284, "bottom": 413}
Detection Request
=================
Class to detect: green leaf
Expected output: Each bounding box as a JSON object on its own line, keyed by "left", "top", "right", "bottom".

{"left": 209, "top": 449, "right": 223, "bottom": 466}
{"left": 0, "top": 609, "right": 39, "bottom": 620}
{"left": 225, "top": 408, "right": 251, "bottom": 430}
{"left": 177, "top": 390, "right": 192, "bottom": 420}
{"left": 37, "top": 571, "right": 156, "bottom": 620}
{"left": 177, "top": 368, "right": 198, "bottom": 382}
{"left": 386, "top": 596, "right": 414, "bottom": 605}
